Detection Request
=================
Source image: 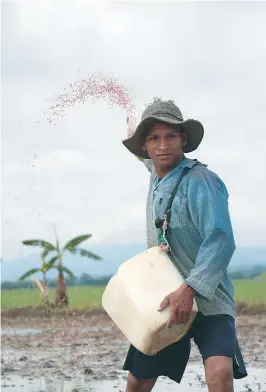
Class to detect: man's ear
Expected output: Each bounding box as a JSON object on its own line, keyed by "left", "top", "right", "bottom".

{"left": 141, "top": 138, "right": 147, "bottom": 151}
{"left": 182, "top": 132, "right": 188, "bottom": 146}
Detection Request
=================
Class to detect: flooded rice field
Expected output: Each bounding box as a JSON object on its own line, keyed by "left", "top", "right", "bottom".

{"left": 1, "top": 311, "right": 266, "bottom": 391}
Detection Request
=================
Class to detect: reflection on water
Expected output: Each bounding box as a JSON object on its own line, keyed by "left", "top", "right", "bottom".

{"left": 1, "top": 367, "right": 265, "bottom": 392}
{"left": 1, "top": 375, "right": 90, "bottom": 392}
{"left": 1, "top": 329, "right": 41, "bottom": 336}
{"left": 1, "top": 326, "right": 112, "bottom": 336}
{"left": 80, "top": 326, "right": 113, "bottom": 333}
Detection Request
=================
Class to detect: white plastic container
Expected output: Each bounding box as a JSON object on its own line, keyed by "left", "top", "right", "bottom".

{"left": 102, "top": 246, "right": 198, "bottom": 355}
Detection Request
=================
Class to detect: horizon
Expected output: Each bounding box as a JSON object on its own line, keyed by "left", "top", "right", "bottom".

{"left": 1, "top": 244, "right": 266, "bottom": 282}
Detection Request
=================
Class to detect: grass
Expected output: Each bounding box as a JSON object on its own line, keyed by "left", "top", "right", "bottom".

{"left": 1, "top": 281, "right": 266, "bottom": 310}
{"left": 256, "top": 271, "right": 266, "bottom": 281}
{"left": 1, "top": 286, "right": 105, "bottom": 310}
{"left": 233, "top": 280, "right": 266, "bottom": 304}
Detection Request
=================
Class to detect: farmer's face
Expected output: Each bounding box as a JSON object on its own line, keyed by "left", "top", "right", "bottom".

{"left": 142, "top": 122, "right": 186, "bottom": 175}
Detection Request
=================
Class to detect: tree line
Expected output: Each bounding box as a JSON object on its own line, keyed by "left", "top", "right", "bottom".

{"left": 2, "top": 265, "right": 265, "bottom": 291}
{"left": 1, "top": 273, "right": 112, "bottom": 290}
{"left": 2, "top": 224, "right": 265, "bottom": 298}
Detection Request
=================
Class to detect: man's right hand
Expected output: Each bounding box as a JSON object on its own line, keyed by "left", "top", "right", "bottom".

{"left": 126, "top": 116, "right": 136, "bottom": 138}
{"left": 126, "top": 116, "right": 152, "bottom": 169}
{"left": 126, "top": 116, "right": 145, "bottom": 162}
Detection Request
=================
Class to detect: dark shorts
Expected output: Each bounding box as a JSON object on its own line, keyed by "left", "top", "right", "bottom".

{"left": 123, "top": 313, "right": 247, "bottom": 383}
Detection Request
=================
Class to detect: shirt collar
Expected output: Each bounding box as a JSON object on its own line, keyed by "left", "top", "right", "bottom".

{"left": 155, "top": 157, "right": 199, "bottom": 184}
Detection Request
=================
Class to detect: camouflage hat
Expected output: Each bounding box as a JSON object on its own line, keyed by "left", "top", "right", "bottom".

{"left": 122, "top": 100, "right": 204, "bottom": 159}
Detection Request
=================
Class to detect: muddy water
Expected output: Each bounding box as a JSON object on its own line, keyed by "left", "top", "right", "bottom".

{"left": 1, "top": 312, "right": 266, "bottom": 391}
{"left": 1, "top": 328, "right": 41, "bottom": 335}
{"left": 1, "top": 367, "right": 265, "bottom": 391}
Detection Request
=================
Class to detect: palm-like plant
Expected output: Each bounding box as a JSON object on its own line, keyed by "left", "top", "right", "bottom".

{"left": 21, "top": 226, "right": 101, "bottom": 307}
{"left": 18, "top": 250, "right": 57, "bottom": 306}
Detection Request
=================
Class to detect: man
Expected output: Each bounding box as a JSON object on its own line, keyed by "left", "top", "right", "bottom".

{"left": 121, "top": 99, "right": 247, "bottom": 392}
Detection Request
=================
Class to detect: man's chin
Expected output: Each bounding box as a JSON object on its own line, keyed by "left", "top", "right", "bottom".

{"left": 157, "top": 158, "right": 176, "bottom": 167}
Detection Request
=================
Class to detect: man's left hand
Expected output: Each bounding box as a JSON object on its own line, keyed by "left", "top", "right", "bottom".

{"left": 158, "top": 283, "right": 194, "bottom": 328}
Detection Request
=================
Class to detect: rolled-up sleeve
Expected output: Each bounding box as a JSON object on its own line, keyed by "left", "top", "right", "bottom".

{"left": 184, "top": 169, "right": 236, "bottom": 300}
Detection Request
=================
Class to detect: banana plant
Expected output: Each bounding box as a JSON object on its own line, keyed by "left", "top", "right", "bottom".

{"left": 18, "top": 250, "right": 57, "bottom": 306}
{"left": 21, "top": 225, "right": 101, "bottom": 307}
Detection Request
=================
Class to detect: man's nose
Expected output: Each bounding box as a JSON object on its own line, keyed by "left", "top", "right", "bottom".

{"left": 158, "top": 138, "right": 169, "bottom": 150}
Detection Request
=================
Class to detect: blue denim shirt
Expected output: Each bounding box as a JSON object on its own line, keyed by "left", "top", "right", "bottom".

{"left": 144, "top": 157, "right": 236, "bottom": 319}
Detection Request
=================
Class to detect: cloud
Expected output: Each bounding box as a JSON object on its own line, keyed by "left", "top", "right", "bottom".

{"left": 2, "top": 1, "right": 266, "bottom": 259}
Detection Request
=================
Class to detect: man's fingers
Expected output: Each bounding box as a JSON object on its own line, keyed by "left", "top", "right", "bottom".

{"left": 184, "top": 311, "right": 191, "bottom": 324}
{"left": 174, "top": 309, "right": 182, "bottom": 325}
{"left": 179, "top": 312, "right": 187, "bottom": 325}
{"left": 167, "top": 310, "right": 190, "bottom": 328}
{"left": 166, "top": 312, "right": 176, "bottom": 329}
{"left": 167, "top": 308, "right": 180, "bottom": 328}
{"left": 158, "top": 297, "right": 169, "bottom": 311}
{"left": 179, "top": 309, "right": 191, "bottom": 325}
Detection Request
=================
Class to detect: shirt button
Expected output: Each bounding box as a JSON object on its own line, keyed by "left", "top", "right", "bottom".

{"left": 154, "top": 191, "right": 157, "bottom": 195}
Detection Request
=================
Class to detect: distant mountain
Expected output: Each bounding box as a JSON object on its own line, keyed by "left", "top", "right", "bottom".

{"left": 1, "top": 244, "right": 266, "bottom": 282}
{"left": 0, "top": 243, "right": 146, "bottom": 282}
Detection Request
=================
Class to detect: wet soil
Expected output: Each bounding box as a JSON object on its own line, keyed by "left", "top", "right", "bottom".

{"left": 1, "top": 310, "right": 266, "bottom": 391}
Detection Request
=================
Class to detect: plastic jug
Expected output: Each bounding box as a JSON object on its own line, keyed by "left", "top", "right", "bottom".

{"left": 102, "top": 246, "right": 198, "bottom": 355}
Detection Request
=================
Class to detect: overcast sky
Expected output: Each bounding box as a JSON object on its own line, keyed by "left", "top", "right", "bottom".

{"left": 2, "top": 1, "right": 266, "bottom": 260}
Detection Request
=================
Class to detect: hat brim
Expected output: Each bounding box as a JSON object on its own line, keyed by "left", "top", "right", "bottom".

{"left": 122, "top": 116, "right": 204, "bottom": 159}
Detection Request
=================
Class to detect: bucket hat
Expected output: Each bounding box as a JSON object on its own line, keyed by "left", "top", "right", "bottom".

{"left": 123, "top": 100, "right": 204, "bottom": 159}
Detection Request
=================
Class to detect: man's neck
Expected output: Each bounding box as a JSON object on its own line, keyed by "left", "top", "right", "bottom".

{"left": 155, "top": 155, "right": 185, "bottom": 178}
